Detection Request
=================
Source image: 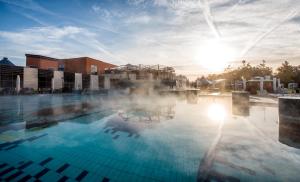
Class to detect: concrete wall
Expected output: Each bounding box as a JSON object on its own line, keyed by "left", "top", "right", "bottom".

{"left": 109, "top": 74, "right": 123, "bottom": 79}
{"left": 90, "top": 75, "right": 99, "bottom": 90}
{"left": 148, "top": 73, "right": 153, "bottom": 80}
{"left": 129, "top": 73, "right": 136, "bottom": 81}
{"left": 23, "top": 67, "right": 38, "bottom": 90}
{"left": 279, "top": 97, "right": 300, "bottom": 148}
{"left": 74, "top": 73, "right": 82, "bottom": 90}
{"left": 104, "top": 75, "right": 110, "bottom": 89}
{"left": 53, "top": 71, "right": 64, "bottom": 90}
{"left": 121, "top": 72, "right": 127, "bottom": 79}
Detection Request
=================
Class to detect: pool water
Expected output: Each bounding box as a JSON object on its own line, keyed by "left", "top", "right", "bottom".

{"left": 0, "top": 94, "right": 300, "bottom": 182}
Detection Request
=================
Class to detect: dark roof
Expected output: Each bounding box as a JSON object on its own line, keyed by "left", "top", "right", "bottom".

{"left": 25, "top": 54, "right": 59, "bottom": 61}
{"left": 0, "top": 57, "right": 15, "bottom": 66}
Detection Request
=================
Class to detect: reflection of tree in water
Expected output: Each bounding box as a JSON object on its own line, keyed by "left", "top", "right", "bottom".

{"left": 104, "top": 100, "right": 176, "bottom": 139}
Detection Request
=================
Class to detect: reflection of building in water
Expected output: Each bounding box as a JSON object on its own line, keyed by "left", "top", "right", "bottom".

{"left": 278, "top": 97, "right": 300, "bottom": 149}
{"left": 0, "top": 97, "right": 25, "bottom": 126}
{"left": 104, "top": 100, "right": 176, "bottom": 139}
{"left": 232, "top": 91, "right": 250, "bottom": 116}
{"left": 26, "top": 101, "right": 103, "bottom": 129}
{"left": 232, "top": 104, "right": 249, "bottom": 116}
{"left": 186, "top": 91, "right": 198, "bottom": 104}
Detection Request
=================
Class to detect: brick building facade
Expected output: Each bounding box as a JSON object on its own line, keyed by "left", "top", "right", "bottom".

{"left": 26, "top": 54, "right": 116, "bottom": 75}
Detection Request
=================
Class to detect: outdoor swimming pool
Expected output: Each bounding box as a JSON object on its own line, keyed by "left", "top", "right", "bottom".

{"left": 0, "top": 93, "right": 300, "bottom": 182}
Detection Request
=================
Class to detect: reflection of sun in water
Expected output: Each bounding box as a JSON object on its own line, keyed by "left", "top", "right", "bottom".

{"left": 207, "top": 103, "right": 227, "bottom": 121}
{"left": 196, "top": 39, "right": 236, "bottom": 72}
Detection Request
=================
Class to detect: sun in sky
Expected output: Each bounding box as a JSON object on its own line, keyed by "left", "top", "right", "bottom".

{"left": 195, "top": 39, "right": 237, "bottom": 72}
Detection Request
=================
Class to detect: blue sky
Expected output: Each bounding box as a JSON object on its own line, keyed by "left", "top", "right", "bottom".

{"left": 1, "top": 0, "right": 300, "bottom": 79}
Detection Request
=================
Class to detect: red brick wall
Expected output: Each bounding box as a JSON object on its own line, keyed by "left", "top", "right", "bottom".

{"left": 26, "top": 56, "right": 59, "bottom": 70}
{"left": 63, "top": 58, "right": 86, "bottom": 74}
{"left": 85, "top": 57, "right": 116, "bottom": 74}
{"left": 26, "top": 57, "right": 40, "bottom": 68}
{"left": 63, "top": 57, "right": 116, "bottom": 75}
{"left": 26, "top": 54, "right": 117, "bottom": 74}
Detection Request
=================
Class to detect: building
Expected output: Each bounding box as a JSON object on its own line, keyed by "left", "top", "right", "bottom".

{"left": 0, "top": 57, "right": 15, "bottom": 66}
{"left": 104, "top": 64, "right": 176, "bottom": 90}
{"left": 175, "top": 75, "right": 189, "bottom": 89}
{"left": 1, "top": 55, "right": 179, "bottom": 94}
{"left": 195, "top": 76, "right": 211, "bottom": 88}
{"left": 26, "top": 54, "right": 116, "bottom": 75}
{"left": 246, "top": 76, "right": 279, "bottom": 94}
{"left": 105, "top": 64, "right": 175, "bottom": 80}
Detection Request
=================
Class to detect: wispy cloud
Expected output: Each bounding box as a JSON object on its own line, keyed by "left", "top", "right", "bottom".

{"left": 0, "top": 26, "right": 126, "bottom": 65}
{"left": 127, "top": 0, "right": 146, "bottom": 6}
{"left": 125, "top": 15, "right": 152, "bottom": 24}
{"left": 241, "top": 9, "right": 299, "bottom": 57}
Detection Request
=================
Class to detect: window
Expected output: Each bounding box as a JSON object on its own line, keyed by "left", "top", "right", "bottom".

{"left": 91, "top": 65, "right": 97, "bottom": 75}
{"left": 58, "top": 64, "right": 65, "bottom": 71}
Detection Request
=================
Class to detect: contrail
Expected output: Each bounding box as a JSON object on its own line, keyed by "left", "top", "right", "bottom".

{"left": 200, "top": 0, "right": 221, "bottom": 39}
{"left": 240, "top": 9, "right": 298, "bottom": 57}
{"left": 225, "top": 0, "right": 244, "bottom": 14}
{"left": 20, "top": 13, "right": 49, "bottom": 26}
{"left": 0, "top": 0, "right": 57, "bottom": 16}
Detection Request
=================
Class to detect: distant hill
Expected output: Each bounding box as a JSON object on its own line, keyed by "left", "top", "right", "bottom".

{"left": 0, "top": 57, "right": 15, "bottom": 66}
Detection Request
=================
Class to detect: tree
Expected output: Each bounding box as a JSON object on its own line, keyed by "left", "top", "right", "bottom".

{"left": 295, "top": 66, "right": 300, "bottom": 84}
{"left": 206, "top": 60, "right": 299, "bottom": 89}
{"left": 253, "top": 60, "right": 272, "bottom": 77}
{"left": 208, "top": 60, "right": 273, "bottom": 82}
{"left": 276, "top": 61, "right": 296, "bottom": 87}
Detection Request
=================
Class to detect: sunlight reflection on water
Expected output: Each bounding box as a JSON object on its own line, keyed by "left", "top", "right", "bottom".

{"left": 207, "top": 103, "right": 227, "bottom": 122}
